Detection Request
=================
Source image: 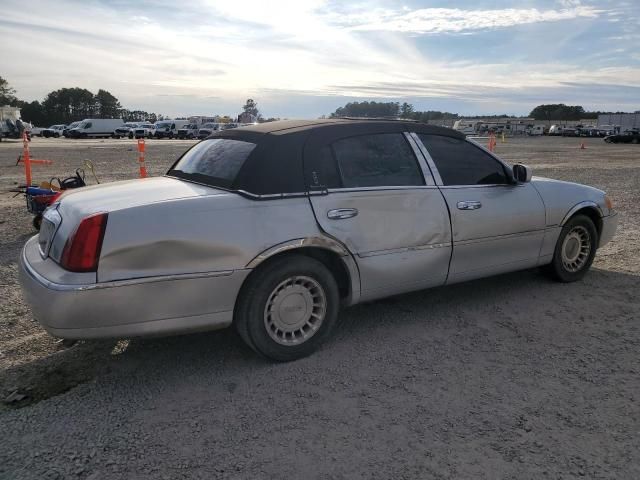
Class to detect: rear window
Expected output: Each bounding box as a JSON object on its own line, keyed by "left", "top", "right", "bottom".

{"left": 168, "top": 138, "right": 256, "bottom": 189}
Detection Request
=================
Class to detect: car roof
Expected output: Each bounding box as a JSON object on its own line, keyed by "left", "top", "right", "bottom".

{"left": 229, "top": 118, "right": 464, "bottom": 138}
{"left": 198, "top": 118, "right": 466, "bottom": 196}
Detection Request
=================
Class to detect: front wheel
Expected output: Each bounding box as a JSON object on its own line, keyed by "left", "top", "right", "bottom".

{"left": 544, "top": 214, "right": 598, "bottom": 282}
{"left": 234, "top": 255, "right": 340, "bottom": 361}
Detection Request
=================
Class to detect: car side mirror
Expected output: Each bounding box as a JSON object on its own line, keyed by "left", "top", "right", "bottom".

{"left": 513, "top": 164, "right": 532, "bottom": 183}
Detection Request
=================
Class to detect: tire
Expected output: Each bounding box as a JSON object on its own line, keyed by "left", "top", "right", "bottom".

{"left": 128, "top": 132, "right": 133, "bottom": 139}
{"left": 544, "top": 214, "right": 598, "bottom": 282}
{"left": 33, "top": 215, "right": 42, "bottom": 231}
{"left": 234, "top": 255, "right": 340, "bottom": 361}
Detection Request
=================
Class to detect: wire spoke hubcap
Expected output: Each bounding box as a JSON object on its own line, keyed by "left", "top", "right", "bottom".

{"left": 561, "top": 226, "right": 591, "bottom": 273}
{"left": 264, "top": 276, "right": 327, "bottom": 346}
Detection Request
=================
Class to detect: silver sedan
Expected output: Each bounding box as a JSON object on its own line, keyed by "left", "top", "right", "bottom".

{"left": 19, "top": 119, "right": 618, "bottom": 361}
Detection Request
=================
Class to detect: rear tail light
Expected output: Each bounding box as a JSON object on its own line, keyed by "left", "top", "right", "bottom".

{"left": 60, "top": 212, "right": 108, "bottom": 272}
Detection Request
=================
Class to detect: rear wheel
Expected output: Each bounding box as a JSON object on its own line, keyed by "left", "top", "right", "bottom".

{"left": 544, "top": 214, "right": 598, "bottom": 282}
{"left": 234, "top": 255, "right": 339, "bottom": 361}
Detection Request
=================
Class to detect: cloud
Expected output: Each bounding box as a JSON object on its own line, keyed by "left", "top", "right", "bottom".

{"left": 329, "top": 6, "right": 602, "bottom": 35}
{"left": 0, "top": 0, "right": 637, "bottom": 118}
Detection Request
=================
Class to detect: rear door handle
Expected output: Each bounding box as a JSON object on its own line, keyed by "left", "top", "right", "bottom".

{"left": 327, "top": 208, "right": 358, "bottom": 220}
{"left": 457, "top": 200, "right": 482, "bottom": 210}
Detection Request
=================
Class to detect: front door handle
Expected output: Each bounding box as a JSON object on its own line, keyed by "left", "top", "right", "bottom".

{"left": 457, "top": 200, "right": 482, "bottom": 210}
{"left": 327, "top": 208, "right": 358, "bottom": 220}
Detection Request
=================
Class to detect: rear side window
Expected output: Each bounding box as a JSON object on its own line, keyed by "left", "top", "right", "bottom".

{"left": 169, "top": 138, "right": 256, "bottom": 188}
{"left": 418, "top": 134, "right": 508, "bottom": 186}
{"left": 331, "top": 133, "right": 424, "bottom": 188}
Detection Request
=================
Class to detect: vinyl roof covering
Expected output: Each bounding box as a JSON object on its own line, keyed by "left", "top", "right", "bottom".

{"left": 205, "top": 119, "right": 464, "bottom": 195}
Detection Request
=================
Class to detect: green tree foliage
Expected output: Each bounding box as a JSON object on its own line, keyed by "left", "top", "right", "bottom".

{"left": 400, "top": 102, "right": 414, "bottom": 118}
{"left": 329, "top": 101, "right": 459, "bottom": 122}
{"left": 95, "top": 89, "right": 122, "bottom": 118}
{"left": 243, "top": 98, "right": 259, "bottom": 117}
{"left": 529, "top": 104, "right": 587, "bottom": 122}
{"left": 20, "top": 101, "right": 47, "bottom": 126}
{"left": 330, "top": 101, "right": 400, "bottom": 118}
{"left": 0, "top": 76, "right": 18, "bottom": 105}
{"left": 42, "top": 87, "right": 98, "bottom": 124}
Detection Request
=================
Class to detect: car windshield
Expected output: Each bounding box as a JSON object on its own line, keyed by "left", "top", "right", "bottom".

{"left": 156, "top": 122, "right": 171, "bottom": 128}
{"left": 167, "top": 138, "right": 256, "bottom": 189}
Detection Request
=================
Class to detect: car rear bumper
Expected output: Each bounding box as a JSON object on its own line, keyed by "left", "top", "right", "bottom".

{"left": 18, "top": 236, "right": 249, "bottom": 339}
{"left": 599, "top": 212, "right": 618, "bottom": 248}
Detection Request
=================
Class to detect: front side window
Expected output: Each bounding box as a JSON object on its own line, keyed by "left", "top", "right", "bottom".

{"left": 331, "top": 133, "right": 424, "bottom": 188}
{"left": 418, "top": 134, "right": 509, "bottom": 186}
{"left": 168, "top": 138, "right": 256, "bottom": 189}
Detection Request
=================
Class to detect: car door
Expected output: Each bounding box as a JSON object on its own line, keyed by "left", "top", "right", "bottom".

{"left": 305, "top": 129, "right": 452, "bottom": 301}
{"left": 413, "top": 133, "right": 546, "bottom": 284}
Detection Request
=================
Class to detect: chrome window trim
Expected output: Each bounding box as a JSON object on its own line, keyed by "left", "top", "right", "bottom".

{"left": 403, "top": 132, "right": 435, "bottom": 186}
{"left": 325, "top": 185, "right": 440, "bottom": 194}
{"left": 439, "top": 184, "right": 526, "bottom": 190}
{"left": 410, "top": 132, "right": 518, "bottom": 188}
{"left": 408, "top": 132, "right": 444, "bottom": 185}
{"left": 322, "top": 131, "right": 429, "bottom": 192}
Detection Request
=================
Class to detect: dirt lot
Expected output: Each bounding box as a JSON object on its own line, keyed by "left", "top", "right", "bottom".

{"left": 1, "top": 136, "right": 639, "bottom": 479}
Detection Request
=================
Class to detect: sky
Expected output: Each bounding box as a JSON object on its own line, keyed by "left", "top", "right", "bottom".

{"left": 1, "top": 0, "right": 639, "bottom": 118}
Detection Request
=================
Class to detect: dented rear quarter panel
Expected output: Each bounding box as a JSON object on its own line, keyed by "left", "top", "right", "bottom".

{"left": 97, "top": 193, "right": 323, "bottom": 283}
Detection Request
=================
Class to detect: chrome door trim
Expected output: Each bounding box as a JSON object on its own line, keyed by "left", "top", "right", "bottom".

{"left": 403, "top": 132, "right": 436, "bottom": 186}
{"left": 358, "top": 242, "right": 450, "bottom": 258}
{"left": 560, "top": 201, "right": 603, "bottom": 226}
{"left": 454, "top": 229, "right": 545, "bottom": 246}
{"left": 408, "top": 131, "right": 444, "bottom": 185}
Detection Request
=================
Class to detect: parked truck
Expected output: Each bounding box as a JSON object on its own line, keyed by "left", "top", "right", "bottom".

{"left": 154, "top": 119, "right": 190, "bottom": 139}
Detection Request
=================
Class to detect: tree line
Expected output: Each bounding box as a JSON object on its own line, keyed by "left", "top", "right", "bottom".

{"left": 329, "top": 101, "right": 635, "bottom": 122}
{"left": 1, "top": 75, "right": 165, "bottom": 126}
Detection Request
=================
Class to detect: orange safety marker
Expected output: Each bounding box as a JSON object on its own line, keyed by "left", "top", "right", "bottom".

{"left": 137, "top": 138, "right": 148, "bottom": 178}
{"left": 16, "top": 132, "right": 54, "bottom": 167}
{"left": 488, "top": 132, "right": 497, "bottom": 152}
{"left": 22, "top": 132, "right": 32, "bottom": 186}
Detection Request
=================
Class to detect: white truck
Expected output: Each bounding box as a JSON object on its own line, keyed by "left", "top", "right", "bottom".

{"left": 67, "top": 118, "right": 124, "bottom": 138}
{"left": 154, "top": 119, "right": 190, "bottom": 139}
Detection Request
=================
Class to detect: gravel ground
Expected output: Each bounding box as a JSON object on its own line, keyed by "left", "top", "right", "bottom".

{"left": 0, "top": 136, "right": 639, "bottom": 479}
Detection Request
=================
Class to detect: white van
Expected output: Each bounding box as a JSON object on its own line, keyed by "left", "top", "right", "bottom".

{"left": 154, "top": 119, "right": 190, "bottom": 139}
{"left": 68, "top": 118, "right": 124, "bottom": 138}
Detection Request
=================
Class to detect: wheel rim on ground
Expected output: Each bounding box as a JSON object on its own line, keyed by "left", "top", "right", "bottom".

{"left": 263, "top": 275, "right": 327, "bottom": 346}
{"left": 561, "top": 225, "right": 591, "bottom": 272}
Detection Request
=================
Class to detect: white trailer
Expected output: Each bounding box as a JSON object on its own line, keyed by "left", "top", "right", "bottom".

{"left": 0, "top": 105, "right": 22, "bottom": 140}
{"left": 452, "top": 120, "right": 480, "bottom": 135}
{"left": 527, "top": 125, "right": 545, "bottom": 136}
{"left": 67, "top": 118, "right": 124, "bottom": 138}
